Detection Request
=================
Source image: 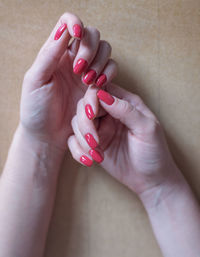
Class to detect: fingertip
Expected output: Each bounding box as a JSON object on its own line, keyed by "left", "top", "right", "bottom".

{"left": 85, "top": 104, "right": 95, "bottom": 120}
{"left": 95, "top": 59, "right": 118, "bottom": 88}
{"left": 67, "top": 134, "right": 93, "bottom": 167}
{"left": 83, "top": 85, "right": 99, "bottom": 119}
{"left": 73, "top": 58, "right": 88, "bottom": 74}
{"left": 54, "top": 23, "right": 67, "bottom": 40}
{"left": 80, "top": 155, "right": 93, "bottom": 167}
{"left": 73, "top": 24, "right": 83, "bottom": 39}
{"left": 95, "top": 74, "right": 107, "bottom": 88}
{"left": 89, "top": 149, "right": 104, "bottom": 163}
{"left": 97, "top": 89, "right": 115, "bottom": 105}
{"left": 84, "top": 133, "right": 98, "bottom": 149}
{"left": 82, "top": 69, "right": 97, "bottom": 85}
{"left": 73, "top": 27, "right": 100, "bottom": 76}
{"left": 59, "top": 12, "right": 84, "bottom": 40}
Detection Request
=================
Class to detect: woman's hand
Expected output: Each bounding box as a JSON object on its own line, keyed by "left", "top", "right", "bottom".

{"left": 68, "top": 83, "right": 179, "bottom": 195}
{"left": 20, "top": 12, "right": 117, "bottom": 150}
{"left": 0, "top": 13, "right": 118, "bottom": 257}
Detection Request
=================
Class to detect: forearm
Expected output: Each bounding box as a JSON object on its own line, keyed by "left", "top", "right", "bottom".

{"left": 139, "top": 168, "right": 200, "bottom": 257}
{"left": 0, "top": 125, "right": 65, "bottom": 257}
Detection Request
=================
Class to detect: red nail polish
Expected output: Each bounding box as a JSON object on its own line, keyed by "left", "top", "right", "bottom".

{"left": 80, "top": 155, "right": 93, "bottom": 167}
{"left": 89, "top": 149, "right": 104, "bottom": 163}
{"left": 54, "top": 23, "right": 67, "bottom": 40}
{"left": 83, "top": 70, "right": 97, "bottom": 85}
{"left": 85, "top": 104, "right": 95, "bottom": 120}
{"left": 96, "top": 74, "right": 107, "bottom": 87}
{"left": 85, "top": 133, "right": 98, "bottom": 149}
{"left": 73, "top": 24, "right": 82, "bottom": 38}
{"left": 97, "top": 90, "right": 114, "bottom": 105}
{"left": 73, "top": 58, "right": 88, "bottom": 74}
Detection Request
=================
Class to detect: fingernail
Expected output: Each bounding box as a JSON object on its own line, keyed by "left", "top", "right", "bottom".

{"left": 96, "top": 74, "right": 107, "bottom": 87}
{"left": 97, "top": 90, "right": 114, "bottom": 105}
{"left": 85, "top": 104, "right": 95, "bottom": 120}
{"left": 85, "top": 133, "right": 98, "bottom": 149}
{"left": 54, "top": 23, "right": 67, "bottom": 40}
{"left": 73, "top": 24, "right": 82, "bottom": 39}
{"left": 73, "top": 58, "right": 88, "bottom": 74}
{"left": 80, "top": 155, "right": 93, "bottom": 167}
{"left": 89, "top": 149, "right": 104, "bottom": 163}
{"left": 83, "top": 70, "right": 97, "bottom": 85}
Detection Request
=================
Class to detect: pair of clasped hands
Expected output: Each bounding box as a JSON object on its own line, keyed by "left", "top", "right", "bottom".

{"left": 20, "top": 12, "right": 177, "bottom": 195}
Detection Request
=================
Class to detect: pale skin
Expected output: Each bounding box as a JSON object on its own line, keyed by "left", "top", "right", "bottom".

{"left": 1, "top": 12, "right": 200, "bottom": 257}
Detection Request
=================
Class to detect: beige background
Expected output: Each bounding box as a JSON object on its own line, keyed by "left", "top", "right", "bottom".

{"left": 1, "top": 0, "right": 200, "bottom": 256}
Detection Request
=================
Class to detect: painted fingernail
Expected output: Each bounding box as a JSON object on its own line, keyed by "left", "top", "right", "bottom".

{"left": 80, "top": 155, "right": 93, "bottom": 167}
{"left": 83, "top": 70, "right": 97, "bottom": 85}
{"left": 85, "top": 104, "right": 95, "bottom": 120}
{"left": 73, "top": 24, "right": 82, "bottom": 39}
{"left": 54, "top": 23, "right": 67, "bottom": 40}
{"left": 96, "top": 74, "right": 107, "bottom": 87}
{"left": 89, "top": 149, "right": 104, "bottom": 163}
{"left": 73, "top": 58, "right": 88, "bottom": 74}
{"left": 97, "top": 90, "right": 114, "bottom": 105}
{"left": 85, "top": 133, "right": 98, "bottom": 149}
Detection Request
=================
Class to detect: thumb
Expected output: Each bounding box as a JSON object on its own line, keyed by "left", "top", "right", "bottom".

{"left": 97, "top": 89, "right": 158, "bottom": 139}
{"left": 27, "top": 13, "right": 83, "bottom": 86}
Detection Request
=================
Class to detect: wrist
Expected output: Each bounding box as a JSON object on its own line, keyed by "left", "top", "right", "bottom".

{"left": 4, "top": 124, "right": 65, "bottom": 184}
{"left": 138, "top": 166, "right": 187, "bottom": 211}
{"left": 16, "top": 123, "right": 67, "bottom": 155}
{"left": 18, "top": 119, "right": 70, "bottom": 152}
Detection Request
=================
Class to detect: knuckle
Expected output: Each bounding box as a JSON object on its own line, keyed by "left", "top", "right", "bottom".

{"left": 67, "top": 135, "right": 73, "bottom": 144}
{"left": 101, "top": 40, "right": 112, "bottom": 53}
{"left": 109, "top": 58, "right": 117, "bottom": 67}
{"left": 133, "top": 94, "right": 142, "bottom": 104}
{"left": 71, "top": 115, "right": 77, "bottom": 127}
{"left": 109, "top": 58, "right": 118, "bottom": 75}
{"left": 121, "top": 100, "right": 134, "bottom": 114}
{"left": 60, "top": 12, "right": 72, "bottom": 20}
{"left": 131, "top": 94, "right": 144, "bottom": 107}
{"left": 147, "top": 119, "right": 161, "bottom": 134}
{"left": 23, "top": 69, "right": 33, "bottom": 83}
{"left": 87, "top": 26, "right": 100, "bottom": 38}
{"left": 70, "top": 147, "right": 79, "bottom": 161}
{"left": 71, "top": 152, "right": 76, "bottom": 160}
{"left": 67, "top": 135, "right": 75, "bottom": 149}
{"left": 60, "top": 13, "right": 68, "bottom": 19}
{"left": 115, "top": 99, "right": 134, "bottom": 120}
{"left": 77, "top": 98, "right": 83, "bottom": 111}
{"left": 72, "top": 150, "right": 79, "bottom": 161}
{"left": 60, "top": 12, "right": 81, "bottom": 25}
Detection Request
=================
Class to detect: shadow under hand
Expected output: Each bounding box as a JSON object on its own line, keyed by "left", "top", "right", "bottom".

{"left": 44, "top": 151, "right": 90, "bottom": 257}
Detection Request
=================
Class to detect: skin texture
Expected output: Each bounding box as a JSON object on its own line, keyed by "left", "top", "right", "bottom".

{"left": 69, "top": 80, "right": 200, "bottom": 257}
{"left": 20, "top": 13, "right": 117, "bottom": 151}
{"left": 0, "top": 13, "right": 117, "bottom": 257}
{"left": 69, "top": 83, "right": 176, "bottom": 194}
{"left": 1, "top": 12, "right": 200, "bottom": 257}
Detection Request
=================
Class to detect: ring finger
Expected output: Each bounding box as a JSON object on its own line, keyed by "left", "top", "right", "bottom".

{"left": 82, "top": 40, "right": 112, "bottom": 85}
{"left": 73, "top": 26, "right": 100, "bottom": 75}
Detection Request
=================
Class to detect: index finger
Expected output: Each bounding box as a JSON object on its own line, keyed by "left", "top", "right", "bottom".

{"left": 29, "top": 12, "right": 84, "bottom": 84}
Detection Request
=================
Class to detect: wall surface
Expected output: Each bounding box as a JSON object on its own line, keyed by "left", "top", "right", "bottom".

{"left": 0, "top": 0, "right": 200, "bottom": 256}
